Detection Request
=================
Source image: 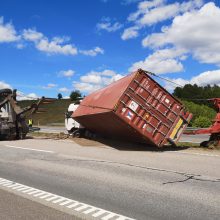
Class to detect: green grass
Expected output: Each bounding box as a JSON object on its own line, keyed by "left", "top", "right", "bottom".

{"left": 19, "top": 99, "right": 72, "bottom": 126}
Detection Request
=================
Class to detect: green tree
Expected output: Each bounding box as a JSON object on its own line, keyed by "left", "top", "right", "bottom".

{"left": 70, "top": 90, "right": 82, "bottom": 101}
{"left": 57, "top": 93, "right": 63, "bottom": 100}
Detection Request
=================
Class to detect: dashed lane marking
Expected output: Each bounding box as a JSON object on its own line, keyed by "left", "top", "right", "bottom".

{"left": 0, "top": 177, "right": 135, "bottom": 220}
{"left": 3, "top": 145, "right": 54, "bottom": 153}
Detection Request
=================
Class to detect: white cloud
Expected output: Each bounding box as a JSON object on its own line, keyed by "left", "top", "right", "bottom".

{"left": 190, "top": 70, "right": 220, "bottom": 86}
{"left": 22, "top": 28, "right": 78, "bottom": 56}
{"left": 36, "top": 38, "right": 78, "bottom": 56}
{"left": 79, "top": 47, "right": 104, "bottom": 56}
{"left": 164, "top": 69, "right": 220, "bottom": 91}
{"left": 16, "top": 91, "right": 39, "bottom": 101}
{"left": 0, "top": 81, "right": 12, "bottom": 89}
{"left": 23, "top": 29, "right": 43, "bottom": 42}
{"left": 97, "top": 18, "right": 123, "bottom": 32}
{"left": 73, "top": 82, "right": 102, "bottom": 93}
{"left": 58, "top": 69, "right": 75, "bottom": 78}
{"left": 129, "top": 48, "right": 185, "bottom": 74}
{"left": 73, "top": 69, "right": 124, "bottom": 94}
{"left": 121, "top": 26, "right": 139, "bottom": 40}
{"left": 43, "top": 83, "right": 57, "bottom": 89}
{"left": 59, "top": 87, "right": 70, "bottom": 93}
{"left": 81, "top": 74, "right": 102, "bottom": 84}
{"left": 123, "top": 0, "right": 203, "bottom": 40}
{"left": 142, "top": 2, "right": 220, "bottom": 66}
{"left": 0, "top": 17, "right": 19, "bottom": 42}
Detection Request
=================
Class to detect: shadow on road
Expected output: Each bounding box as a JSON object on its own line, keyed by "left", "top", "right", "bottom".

{"left": 90, "top": 137, "right": 190, "bottom": 152}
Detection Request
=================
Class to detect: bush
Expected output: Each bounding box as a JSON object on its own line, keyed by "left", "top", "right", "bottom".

{"left": 182, "top": 100, "right": 216, "bottom": 127}
{"left": 192, "top": 116, "right": 212, "bottom": 128}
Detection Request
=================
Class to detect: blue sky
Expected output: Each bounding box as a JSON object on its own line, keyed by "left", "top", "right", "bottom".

{"left": 0, "top": 0, "right": 220, "bottom": 99}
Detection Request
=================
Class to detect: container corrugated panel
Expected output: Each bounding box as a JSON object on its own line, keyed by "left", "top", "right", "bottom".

{"left": 73, "top": 69, "right": 192, "bottom": 147}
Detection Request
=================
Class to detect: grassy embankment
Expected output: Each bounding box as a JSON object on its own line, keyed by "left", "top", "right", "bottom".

{"left": 19, "top": 99, "right": 72, "bottom": 126}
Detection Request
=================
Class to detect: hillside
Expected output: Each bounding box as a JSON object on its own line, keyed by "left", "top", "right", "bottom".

{"left": 19, "top": 99, "right": 72, "bottom": 126}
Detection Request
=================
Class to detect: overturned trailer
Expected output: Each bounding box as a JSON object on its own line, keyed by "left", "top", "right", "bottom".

{"left": 73, "top": 69, "right": 192, "bottom": 147}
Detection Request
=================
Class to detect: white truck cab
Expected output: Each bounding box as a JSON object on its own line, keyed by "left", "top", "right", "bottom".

{"left": 65, "top": 103, "right": 82, "bottom": 135}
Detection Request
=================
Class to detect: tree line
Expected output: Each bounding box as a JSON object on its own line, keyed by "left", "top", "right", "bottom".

{"left": 173, "top": 84, "right": 219, "bottom": 127}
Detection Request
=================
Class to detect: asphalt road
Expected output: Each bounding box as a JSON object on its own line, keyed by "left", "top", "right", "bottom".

{"left": 0, "top": 138, "right": 220, "bottom": 220}
{"left": 0, "top": 189, "right": 78, "bottom": 220}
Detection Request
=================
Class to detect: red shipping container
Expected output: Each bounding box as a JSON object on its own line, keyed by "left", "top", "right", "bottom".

{"left": 73, "top": 69, "right": 192, "bottom": 147}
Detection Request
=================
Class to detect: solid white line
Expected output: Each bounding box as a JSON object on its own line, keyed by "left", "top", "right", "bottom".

{"left": 3, "top": 145, "right": 54, "bottom": 153}
{"left": 170, "top": 151, "right": 220, "bottom": 158}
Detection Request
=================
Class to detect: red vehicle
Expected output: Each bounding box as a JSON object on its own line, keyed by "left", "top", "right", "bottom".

{"left": 189, "top": 98, "right": 220, "bottom": 147}
{"left": 73, "top": 69, "right": 192, "bottom": 147}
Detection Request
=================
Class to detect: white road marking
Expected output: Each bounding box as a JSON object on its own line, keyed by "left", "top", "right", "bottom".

{"left": 169, "top": 151, "right": 220, "bottom": 158}
{"left": 59, "top": 199, "right": 72, "bottom": 206}
{"left": 3, "top": 145, "right": 54, "bottom": 153}
{"left": 0, "top": 177, "right": 135, "bottom": 220}
{"left": 102, "top": 213, "right": 117, "bottom": 220}
{"left": 53, "top": 197, "right": 66, "bottom": 204}
{"left": 67, "top": 202, "right": 80, "bottom": 209}
{"left": 83, "top": 207, "right": 97, "bottom": 214}
{"left": 75, "top": 204, "right": 89, "bottom": 211}
{"left": 93, "top": 210, "right": 107, "bottom": 217}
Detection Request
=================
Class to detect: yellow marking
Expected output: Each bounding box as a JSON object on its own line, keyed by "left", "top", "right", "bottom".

{"left": 114, "top": 102, "right": 119, "bottom": 111}
{"left": 170, "top": 118, "right": 183, "bottom": 140}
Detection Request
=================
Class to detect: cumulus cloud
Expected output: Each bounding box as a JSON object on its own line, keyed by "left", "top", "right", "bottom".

{"left": 16, "top": 91, "right": 39, "bottom": 101}
{"left": 0, "top": 17, "right": 19, "bottom": 42}
{"left": 58, "top": 87, "right": 70, "bottom": 93}
{"left": 142, "top": 2, "right": 220, "bottom": 66}
{"left": 0, "top": 81, "right": 12, "bottom": 89}
{"left": 122, "top": 0, "right": 203, "bottom": 40}
{"left": 79, "top": 47, "right": 104, "bottom": 56}
{"left": 97, "top": 18, "right": 123, "bottom": 32}
{"left": 36, "top": 38, "right": 77, "bottom": 56}
{"left": 43, "top": 83, "right": 57, "bottom": 89}
{"left": 23, "top": 29, "right": 43, "bottom": 42}
{"left": 73, "top": 69, "right": 124, "bottom": 93}
{"left": 58, "top": 69, "right": 75, "bottom": 78}
{"left": 1, "top": 18, "right": 103, "bottom": 57}
{"left": 129, "top": 48, "right": 186, "bottom": 74}
{"left": 164, "top": 69, "right": 220, "bottom": 91}
{"left": 121, "top": 26, "right": 139, "bottom": 40}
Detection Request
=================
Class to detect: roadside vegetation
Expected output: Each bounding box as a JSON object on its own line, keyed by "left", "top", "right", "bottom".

{"left": 173, "top": 84, "right": 219, "bottom": 127}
